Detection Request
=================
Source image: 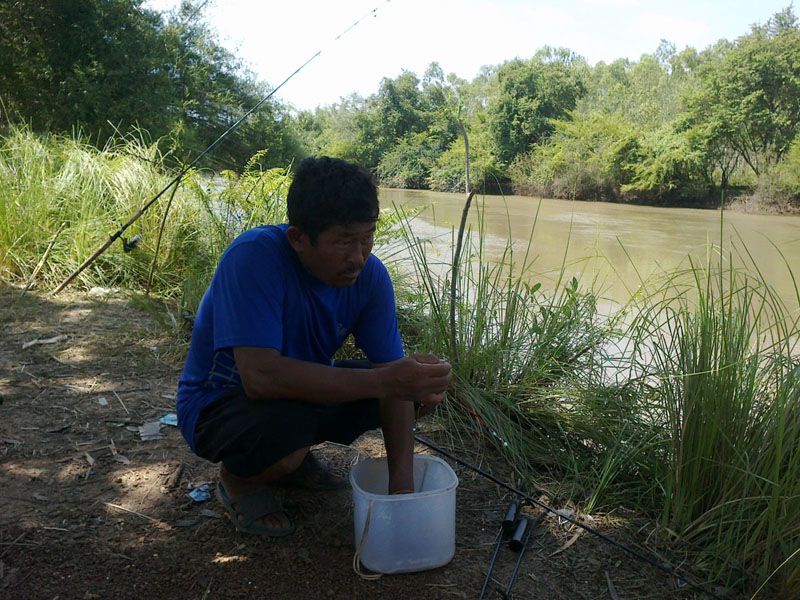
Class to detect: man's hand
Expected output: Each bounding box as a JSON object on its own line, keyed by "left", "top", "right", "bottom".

{"left": 376, "top": 354, "right": 451, "bottom": 406}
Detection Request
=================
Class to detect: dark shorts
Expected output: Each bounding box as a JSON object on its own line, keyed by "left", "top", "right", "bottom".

{"left": 193, "top": 360, "right": 380, "bottom": 478}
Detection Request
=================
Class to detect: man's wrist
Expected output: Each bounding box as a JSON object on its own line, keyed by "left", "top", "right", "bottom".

{"left": 369, "top": 362, "right": 389, "bottom": 400}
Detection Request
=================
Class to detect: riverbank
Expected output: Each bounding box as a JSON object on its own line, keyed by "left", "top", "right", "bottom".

{"left": 2, "top": 130, "right": 798, "bottom": 597}
{"left": 393, "top": 181, "right": 800, "bottom": 215}
{"left": 0, "top": 282, "right": 705, "bottom": 600}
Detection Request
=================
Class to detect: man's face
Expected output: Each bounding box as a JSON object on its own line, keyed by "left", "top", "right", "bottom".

{"left": 288, "top": 221, "right": 376, "bottom": 288}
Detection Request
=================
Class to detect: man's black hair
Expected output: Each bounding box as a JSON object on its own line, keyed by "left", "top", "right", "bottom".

{"left": 286, "top": 157, "right": 379, "bottom": 243}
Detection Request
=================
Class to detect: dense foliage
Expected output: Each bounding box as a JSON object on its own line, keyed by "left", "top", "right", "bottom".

{"left": 3, "top": 2, "right": 798, "bottom": 208}
{"left": 296, "top": 8, "right": 800, "bottom": 209}
{"left": 0, "top": 0, "right": 306, "bottom": 169}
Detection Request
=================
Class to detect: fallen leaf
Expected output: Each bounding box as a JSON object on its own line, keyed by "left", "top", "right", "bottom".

{"left": 550, "top": 532, "right": 581, "bottom": 557}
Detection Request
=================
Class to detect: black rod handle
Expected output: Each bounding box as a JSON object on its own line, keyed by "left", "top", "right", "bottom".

{"left": 509, "top": 518, "right": 529, "bottom": 551}
{"left": 502, "top": 498, "right": 520, "bottom": 533}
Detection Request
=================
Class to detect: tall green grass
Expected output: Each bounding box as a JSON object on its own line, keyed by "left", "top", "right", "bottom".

{"left": 393, "top": 201, "right": 643, "bottom": 496}
{"left": 625, "top": 255, "right": 800, "bottom": 592}
{"left": 0, "top": 125, "right": 288, "bottom": 313}
{"left": 394, "top": 199, "right": 800, "bottom": 596}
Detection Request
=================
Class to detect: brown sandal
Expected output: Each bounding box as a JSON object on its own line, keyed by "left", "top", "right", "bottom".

{"left": 215, "top": 482, "right": 296, "bottom": 536}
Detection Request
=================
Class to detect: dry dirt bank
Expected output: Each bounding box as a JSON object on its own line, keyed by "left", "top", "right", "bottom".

{"left": 0, "top": 283, "right": 704, "bottom": 599}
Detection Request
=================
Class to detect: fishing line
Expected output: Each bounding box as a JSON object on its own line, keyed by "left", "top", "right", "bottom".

{"left": 52, "top": 0, "right": 392, "bottom": 295}
{"left": 414, "top": 435, "right": 724, "bottom": 600}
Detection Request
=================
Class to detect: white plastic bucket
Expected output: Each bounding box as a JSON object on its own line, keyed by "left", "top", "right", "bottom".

{"left": 350, "top": 454, "right": 458, "bottom": 574}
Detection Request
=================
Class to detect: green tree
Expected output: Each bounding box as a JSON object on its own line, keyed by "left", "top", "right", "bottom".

{"left": 371, "top": 71, "right": 430, "bottom": 159}
{"left": 428, "top": 124, "right": 503, "bottom": 193}
{"left": 683, "top": 8, "right": 800, "bottom": 177}
{"left": 622, "top": 126, "right": 708, "bottom": 203}
{"left": 376, "top": 132, "right": 443, "bottom": 189}
{"left": 0, "top": 0, "right": 172, "bottom": 136}
{"left": 0, "top": 0, "right": 305, "bottom": 170}
{"left": 147, "top": 2, "right": 305, "bottom": 168}
{"left": 581, "top": 43, "right": 699, "bottom": 129}
{"left": 420, "top": 62, "right": 461, "bottom": 146}
{"left": 510, "top": 111, "right": 640, "bottom": 200}
{"left": 488, "top": 48, "right": 586, "bottom": 164}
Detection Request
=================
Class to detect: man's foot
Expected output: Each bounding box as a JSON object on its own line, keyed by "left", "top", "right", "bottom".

{"left": 215, "top": 481, "right": 295, "bottom": 536}
{"left": 281, "top": 452, "right": 349, "bottom": 491}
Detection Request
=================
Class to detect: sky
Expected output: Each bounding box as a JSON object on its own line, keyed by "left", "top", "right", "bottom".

{"left": 144, "top": 0, "right": 794, "bottom": 111}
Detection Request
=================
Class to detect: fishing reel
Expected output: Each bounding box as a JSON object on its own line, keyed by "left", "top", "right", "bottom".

{"left": 121, "top": 234, "right": 142, "bottom": 253}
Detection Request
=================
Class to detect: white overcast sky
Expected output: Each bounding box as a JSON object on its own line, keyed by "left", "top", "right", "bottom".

{"left": 145, "top": 0, "right": 794, "bottom": 111}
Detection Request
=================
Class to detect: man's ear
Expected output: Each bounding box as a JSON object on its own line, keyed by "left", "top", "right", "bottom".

{"left": 286, "top": 226, "right": 308, "bottom": 253}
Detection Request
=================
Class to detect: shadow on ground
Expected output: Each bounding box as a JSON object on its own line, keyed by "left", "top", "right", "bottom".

{"left": 0, "top": 283, "right": 703, "bottom": 599}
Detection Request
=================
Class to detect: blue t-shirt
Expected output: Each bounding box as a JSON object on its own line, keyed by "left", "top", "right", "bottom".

{"left": 177, "top": 224, "right": 404, "bottom": 451}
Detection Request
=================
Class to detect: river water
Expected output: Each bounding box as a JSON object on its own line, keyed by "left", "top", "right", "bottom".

{"left": 380, "top": 188, "right": 800, "bottom": 314}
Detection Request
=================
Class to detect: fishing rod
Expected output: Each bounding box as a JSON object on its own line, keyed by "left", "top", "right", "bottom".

{"left": 52, "top": 1, "right": 391, "bottom": 295}
{"left": 414, "top": 435, "right": 725, "bottom": 600}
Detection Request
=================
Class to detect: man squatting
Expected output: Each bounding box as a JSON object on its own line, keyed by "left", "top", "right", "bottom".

{"left": 176, "top": 156, "right": 452, "bottom": 535}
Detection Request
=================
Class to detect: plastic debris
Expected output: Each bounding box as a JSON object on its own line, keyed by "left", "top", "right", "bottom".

{"left": 88, "top": 286, "right": 118, "bottom": 297}
{"left": 138, "top": 421, "right": 163, "bottom": 441}
{"left": 188, "top": 484, "right": 211, "bottom": 502}
{"left": 22, "top": 334, "right": 68, "bottom": 350}
{"left": 159, "top": 412, "right": 178, "bottom": 427}
{"left": 97, "top": 397, "right": 109, "bottom": 406}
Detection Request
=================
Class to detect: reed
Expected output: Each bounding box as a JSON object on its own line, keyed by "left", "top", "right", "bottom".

{"left": 623, "top": 252, "right": 800, "bottom": 592}
{"left": 0, "top": 126, "right": 288, "bottom": 314}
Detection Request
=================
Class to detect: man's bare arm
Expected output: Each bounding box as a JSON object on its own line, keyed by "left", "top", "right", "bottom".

{"left": 233, "top": 347, "right": 451, "bottom": 406}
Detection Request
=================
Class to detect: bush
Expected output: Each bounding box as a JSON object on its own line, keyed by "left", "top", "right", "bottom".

{"left": 428, "top": 127, "right": 505, "bottom": 193}
{"left": 509, "top": 112, "right": 640, "bottom": 201}
{"left": 751, "top": 137, "right": 800, "bottom": 212}
{"left": 376, "top": 132, "right": 442, "bottom": 189}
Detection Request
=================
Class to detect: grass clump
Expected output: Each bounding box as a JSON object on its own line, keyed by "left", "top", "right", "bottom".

{"left": 0, "top": 125, "right": 289, "bottom": 314}
{"left": 394, "top": 199, "right": 800, "bottom": 596}
{"left": 626, "top": 257, "right": 800, "bottom": 593}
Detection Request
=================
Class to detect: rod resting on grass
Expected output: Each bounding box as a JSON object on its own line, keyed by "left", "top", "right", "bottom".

{"left": 51, "top": 1, "right": 390, "bottom": 295}
{"left": 414, "top": 435, "right": 724, "bottom": 600}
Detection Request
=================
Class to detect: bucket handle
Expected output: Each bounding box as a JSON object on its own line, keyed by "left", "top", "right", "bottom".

{"left": 353, "top": 499, "right": 382, "bottom": 580}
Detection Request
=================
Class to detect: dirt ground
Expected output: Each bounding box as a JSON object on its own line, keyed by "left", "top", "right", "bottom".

{"left": 0, "top": 282, "right": 715, "bottom": 600}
